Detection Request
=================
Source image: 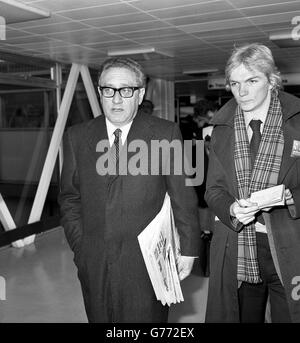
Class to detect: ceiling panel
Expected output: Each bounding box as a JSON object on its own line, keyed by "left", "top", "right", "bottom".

{"left": 165, "top": 10, "right": 242, "bottom": 26}
{"left": 56, "top": 3, "right": 138, "bottom": 20}
{"left": 130, "top": 0, "right": 216, "bottom": 11}
{"left": 5, "top": 28, "right": 35, "bottom": 39}
{"left": 26, "top": 0, "right": 122, "bottom": 12}
{"left": 147, "top": 1, "right": 233, "bottom": 19}
{"left": 151, "top": 38, "right": 208, "bottom": 49}
{"left": 192, "top": 26, "right": 262, "bottom": 39}
{"left": 121, "top": 27, "right": 183, "bottom": 39}
{"left": 203, "top": 32, "right": 266, "bottom": 43}
{"left": 45, "top": 28, "right": 122, "bottom": 44}
{"left": 258, "top": 22, "right": 294, "bottom": 32}
{"left": 19, "top": 0, "right": 48, "bottom": 3}
{"left": 8, "top": 14, "right": 72, "bottom": 29}
{"left": 22, "top": 21, "right": 88, "bottom": 34}
{"left": 249, "top": 11, "right": 300, "bottom": 25}
{"left": 82, "top": 12, "right": 154, "bottom": 27}
{"left": 179, "top": 18, "right": 252, "bottom": 33}
{"left": 3, "top": 35, "right": 53, "bottom": 44}
{"left": 229, "top": 0, "right": 300, "bottom": 8}
{"left": 241, "top": 2, "right": 300, "bottom": 16}
{"left": 101, "top": 20, "right": 171, "bottom": 34}
{"left": 9, "top": 40, "right": 74, "bottom": 50}
{"left": 133, "top": 33, "right": 194, "bottom": 44}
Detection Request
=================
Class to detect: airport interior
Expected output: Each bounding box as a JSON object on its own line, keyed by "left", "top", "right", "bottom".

{"left": 0, "top": 0, "right": 300, "bottom": 323}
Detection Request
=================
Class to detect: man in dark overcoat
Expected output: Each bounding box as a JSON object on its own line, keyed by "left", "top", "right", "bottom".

{"left": 59, "top": 57, "right": 200, "bottom": 323}
{"left": 205, "top": 43, "right": 300, "bottom": 322}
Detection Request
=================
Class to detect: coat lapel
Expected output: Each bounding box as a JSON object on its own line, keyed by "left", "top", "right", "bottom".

{"left": 277, "top": 92, "right": 300, "bottom": 183}
{"left": 85, "top": 115, "right": 111, "bottom": 185}
{"left": 278, "top": 127, "right": 296, "bottom": 184}
{"left": 212, "top": 98, "right": 239, "bottom": 197}
{"left": 218, "top": 128, "right": 238, "bottom": 197}
{"left": 86, "top": 114, "right": 108, "bottom": 156}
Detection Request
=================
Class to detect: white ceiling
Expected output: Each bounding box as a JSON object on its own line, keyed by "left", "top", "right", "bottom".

{"left": 1, "top": 0, "right": 300, "bottom": 85}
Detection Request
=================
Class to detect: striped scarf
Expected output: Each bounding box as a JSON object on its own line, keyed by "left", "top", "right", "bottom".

{"left": 234, "top": 92, "right": 284, "bottom": 283}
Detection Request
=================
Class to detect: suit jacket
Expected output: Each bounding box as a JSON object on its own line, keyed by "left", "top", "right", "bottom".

{"left": 58, "top": 111, "right": 200, "bottom": 322}
{"left": 205, "top": 91, "right": 300, "bottom": 322}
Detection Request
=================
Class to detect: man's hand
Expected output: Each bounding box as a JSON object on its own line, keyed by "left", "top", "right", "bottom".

{"left": 230, "top": 198, "right": 259, "bottom": 225}
{"left": 285, "top": 188, "right": 294, "bottom": 206}
{"left": 177, "top": 255, "right": 195, "bottom": 281}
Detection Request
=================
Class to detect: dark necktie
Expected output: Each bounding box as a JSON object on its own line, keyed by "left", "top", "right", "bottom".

{"left": 249, "top": 119, "right": 262, "bottom": 168}
{"left": 249, "top": 119, "right": 265, "bottom": 225}
{"left": 113, "top": 128, "right": 122, "bottom": 173}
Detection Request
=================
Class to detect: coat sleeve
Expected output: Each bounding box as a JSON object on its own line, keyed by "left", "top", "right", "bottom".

{"left": 289, "top": 185, "right": 300, "bottom": 219}
{"left": 165, "top": 124, "right": 201, "bottom": 257}
{"left": 58, "top": 128, "right": 83, "bottom": 254}
{"left": 204, "top": 131, "right": 241, "bottom": 232}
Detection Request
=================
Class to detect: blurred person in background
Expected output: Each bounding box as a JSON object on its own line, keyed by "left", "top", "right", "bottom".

{"left": 192, "top": 99, "right": 219, "bottom": 277}
{"left": 139, "top": 99, "right": 154, "bottom": 115}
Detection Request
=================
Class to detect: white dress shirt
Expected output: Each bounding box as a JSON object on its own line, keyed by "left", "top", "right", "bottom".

{"left": 105, "top": 118, "right": 133, "bottom": 147}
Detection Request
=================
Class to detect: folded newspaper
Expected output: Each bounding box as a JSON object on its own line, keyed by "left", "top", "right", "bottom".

{"left": 138, "top": 193, "right": 183, "bottom": 306}
{"left": 249, "top": 184, "right": 285, "bottom": 209}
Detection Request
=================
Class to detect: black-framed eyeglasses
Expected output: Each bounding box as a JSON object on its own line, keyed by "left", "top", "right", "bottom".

{"left": 98, "top": 86, "right": 141, "bottom": 98}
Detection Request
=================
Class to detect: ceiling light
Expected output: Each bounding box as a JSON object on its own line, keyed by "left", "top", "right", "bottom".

{"left": 269, "top": 32, "right": 300, "bottom": 48}
{"left": 107, "top": 47, "right": 173, "bottom": 58}
{"left": 182, "top": 68, "right": 219, "bottom": 75}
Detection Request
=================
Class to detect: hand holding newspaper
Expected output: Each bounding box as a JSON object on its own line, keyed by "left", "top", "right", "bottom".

{"left": 249, "top": 184, "right": 285, "bottom": 210}
{"left": 138, "top": 193, "right": 184, "bottom": 306}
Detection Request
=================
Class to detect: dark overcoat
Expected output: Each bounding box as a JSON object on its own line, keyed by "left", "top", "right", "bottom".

{"left": 205, "top": 92, "right": 300, "bottom": 322}
{"left": 58, "top": 111, "right": 200, "bottom": 323}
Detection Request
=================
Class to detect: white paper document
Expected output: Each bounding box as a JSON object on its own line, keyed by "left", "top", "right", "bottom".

{"left": 138, "top": 193, "right": 184, "bottom": 306}
{"left": 250, "top": 184, "right": 285, "bottom": 209}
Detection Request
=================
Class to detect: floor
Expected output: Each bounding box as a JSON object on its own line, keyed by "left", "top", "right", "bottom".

{"left": 0, "top": 227, "right": 208, "bottom": 323}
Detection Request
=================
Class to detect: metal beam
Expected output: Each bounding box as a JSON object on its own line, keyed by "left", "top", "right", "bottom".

{"left": 0, "top": 50, "right": 53, "bottom": 69}
{"left": 0, "top": 193, "right": 24, "bottom": 248}
{"left": 0, "top": 72, "right": 56, "bottom": 89}
{"left": 23, "top": 63, "right": 81, "bottom": 245}
{"left": 80, "top": 65, "right": 102, "bottom": 118}
{"left": 53, "top": 63, "right": 64, "bottom": 176}
{"left": 0, "top": 88, "right": 53, "bottom": 95}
